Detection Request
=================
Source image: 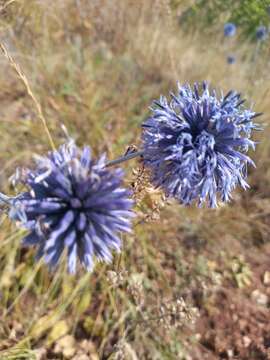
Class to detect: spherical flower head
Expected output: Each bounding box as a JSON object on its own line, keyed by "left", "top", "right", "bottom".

{"left": 142, "top": 82, "right": 261, "bottom": 208}
{"left": 227, "top": 55, "right": 236, "bottom": 65}
{"left": 13, "top": 141, "right": 134, "bottom": 273}
{"left": 256, "top": 25, "right": 268, "bottom": 41}
{"left": 224, "top": 23, "right": 237, "bottom": 37}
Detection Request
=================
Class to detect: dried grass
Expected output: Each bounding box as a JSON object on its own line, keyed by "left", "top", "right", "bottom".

{"left": 0, "top": 1, "right": 269, "bottom": 358}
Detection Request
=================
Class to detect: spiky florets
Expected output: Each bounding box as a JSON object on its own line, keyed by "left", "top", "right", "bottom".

{"left": 142, "top": 82, "right": 260, "bottom": 207}
{"left": 13, "top": 141, "right": 134, "bottom": 273}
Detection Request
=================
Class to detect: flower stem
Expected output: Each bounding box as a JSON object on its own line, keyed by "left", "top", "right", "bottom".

{"left": 106, "top": 150, "right": 144, "bottom": 167}
{"left": 0, "top": 193, "right": 12, "bottom": 205}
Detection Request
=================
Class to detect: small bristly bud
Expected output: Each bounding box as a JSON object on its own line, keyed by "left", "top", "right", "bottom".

{"left": 158, "top": 297, "right": 199, "bottom": 329}
{"left": 106, "top": 270, "right": 128, "bottom": 287}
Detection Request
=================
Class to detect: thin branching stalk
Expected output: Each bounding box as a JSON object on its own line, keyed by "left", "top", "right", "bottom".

{"left": 0, "top": 43, "right": 56, "bottom": 151}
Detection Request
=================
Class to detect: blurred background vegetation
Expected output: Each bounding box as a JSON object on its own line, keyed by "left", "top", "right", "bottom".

{"left": 0, "top": 0, "right": 270, "bottom": 359}
{"left": 177, "top": 0, "right": 270, "bottom": 39}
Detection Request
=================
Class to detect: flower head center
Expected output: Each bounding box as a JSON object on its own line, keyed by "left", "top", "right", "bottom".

{"left": 70, "top": 198, "right": 83, "bottom": 209}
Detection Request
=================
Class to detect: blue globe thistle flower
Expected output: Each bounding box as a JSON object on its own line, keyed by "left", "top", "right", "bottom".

{"left": 224, "top": 23, "right": 237, "bottom": 37}
{"left": 227, "top": 55, "right": 236, "bottom": 65}
{"left": 256, "top": 25, "right": 268, "bottom": 41}
{"left": 12, "top": 141, "right": 134, "bottom": 273}
{"left": 142, "top": 82, "right": 261, "bottom": 208}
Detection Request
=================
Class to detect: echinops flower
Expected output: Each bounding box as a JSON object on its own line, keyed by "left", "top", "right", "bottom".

{"left": 256, "top": 25, "right": 268, "bottom": 41}
{"left": 224, "top": 22, "right": 237, "bottom": 37}
{"left": 142, "top": 82, "right": 260, "bottom": 207}
{"left": 227, "top": 55, "right": 236, "bottom": 64}
{"left": 12, "top": 141, "right": 134, "bottom": 273}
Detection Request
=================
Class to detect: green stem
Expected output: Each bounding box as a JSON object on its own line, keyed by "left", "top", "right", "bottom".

{"left": 106, "top": 150, "right": 144, "bottom": 167}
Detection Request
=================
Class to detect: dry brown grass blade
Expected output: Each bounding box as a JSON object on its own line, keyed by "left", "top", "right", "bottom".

{"left": 0, "top": 42, "right": 56, "bottom": 150}
{"left": 0, "top": 0, "right": 17, "bottom": 12}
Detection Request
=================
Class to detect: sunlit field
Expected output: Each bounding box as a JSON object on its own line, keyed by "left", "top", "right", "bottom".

{"left": 0, "top": 1, "right": 270, "bottom": 359}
